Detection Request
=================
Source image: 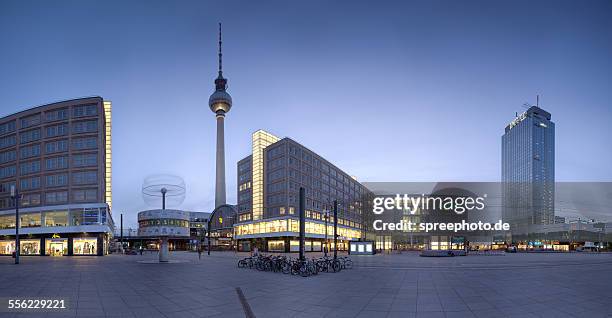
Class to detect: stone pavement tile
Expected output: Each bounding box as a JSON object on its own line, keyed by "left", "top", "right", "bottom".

{"left": 416, "top": 298, "right": 442, "bottom": 312}
{"left": 464, "top": 301, "right": 493, "bottom": 311}
{"left": 364, "top": 302, "right": 392, "bottom": 312}
{"left": 324, "top": 308, "right": 361, "bottom": 318}
{"left": 439, "top": 301, "right": 470, "bottom": 312}
{"left": 75, "top": 309, "right": 105, "bottom": 317}
{"left": 414, "top": 311, "right": 445, "bottom": 318}
{"left": 578, "top": 309, "right": 609, "bottom": 318}
{"left": 471, "top": 309, "right": 505, "bottom": 318}
{"left": 204, "top": 309, "right": 245, "bottom": 318}
{"left": 507, "top": 313, "right": 539, "bottom": 318}
{"left": 196, "top": 307, "right": 224, "bottom": 317}
{"left": 530, "top": 308, "right": 577, "bottom": 318}
{"left": 301, "top": 305, "right": 334, "bottom": 317}
{"left": 443, "top": 311, "right": 476, "bottom": 318}
{"left": 386, "top": 311, "right": 416, "bottom": 318}
{"left": 390, "top": 301, "right": 416, "bottom": 312}
{"left": 130, "top": 307, "right": 167, "bottom": 318}
{"left": 104, "top": 312, "right": 136, "bottom": 318}
{"left": 46, "top": 309, "right": 77, "bottom": 317}
{"left": 369, "top": 296, "right": 394, "bottom": 304}
{"left": 77, "top": 301, "right": 103, "bottom": 309}
{"left": 355, "top": 310, "right": 388, "bottom": 318}
{"left": 395, "top": 293, "right": 418, "bottom": 300}
{"left": 293, "top": 311, "right": 327, "bottom": 318}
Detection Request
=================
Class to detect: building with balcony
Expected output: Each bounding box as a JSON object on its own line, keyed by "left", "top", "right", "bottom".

{"left": 233, "top": 130, "right": 372, "bottom": 252}
{"left": 0, "top": 97, "right": 114, "bottom": 256}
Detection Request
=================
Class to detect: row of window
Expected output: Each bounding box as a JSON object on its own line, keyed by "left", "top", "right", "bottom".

{"left": 0, "top": 160, "right": 98, "bottom": 181}
{"left": 138, "top": 219, "right": 189, "bottom": 228}
{"left": 238, "top": 181, "right": 252, "bottom": 191}
{"left": 2, "top": 138, "right": 99, "bottom": 163}
{"left": 0, "top": 207, "right": 107, "bottom": 229}
{"left": 1, "top": 104, "right": 98, "bottom": 134}
{"left": 0, "top": 120, "right": 98, "bottom": 148}
{"left": 0, "top": 189, "right": 98, "bottom": 208}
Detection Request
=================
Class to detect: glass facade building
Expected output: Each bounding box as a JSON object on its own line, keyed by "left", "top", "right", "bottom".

{"left": 502, "top": 106, "right": 555, "bottom": 231}
{"left": 234, "top": 130, "right": 372, "bottom": 252}
{"left": 0, "top": 97, "right": 114, "bottom": 256}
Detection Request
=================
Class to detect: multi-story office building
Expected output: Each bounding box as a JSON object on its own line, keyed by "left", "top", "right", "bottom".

{"left": 0, "top": 97, "right": 114, "bottom": 256}
{"left": 234, "top": 130, "right": 370, "bottom": 252}
{"left": 502, "top": 105, "right": 555, "bottom": 231}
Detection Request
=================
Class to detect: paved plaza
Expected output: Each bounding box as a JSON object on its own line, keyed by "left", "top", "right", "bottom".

{"left": 1, "top": 251, "right": 611, "bottom": 318}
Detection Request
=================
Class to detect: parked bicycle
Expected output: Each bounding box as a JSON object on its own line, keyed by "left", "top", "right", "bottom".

{"left": 238, "top": 254, "right": 353, "bottom": 277}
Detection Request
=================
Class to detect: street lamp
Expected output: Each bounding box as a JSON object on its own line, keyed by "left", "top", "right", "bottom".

{"left": 324, "top": 208, "right": 329, "bottom": 257}
{"left": 10, "top": 185, "right": 20, "bottom": 265}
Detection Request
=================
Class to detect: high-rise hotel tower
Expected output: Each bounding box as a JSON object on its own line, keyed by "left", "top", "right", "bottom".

{"left": 502, "top": 104, "right": 555, "bottom": 230}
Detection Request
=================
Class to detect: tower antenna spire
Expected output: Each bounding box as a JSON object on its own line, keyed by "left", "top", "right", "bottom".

{"left": 536, "top": 94, "right": 539, "bottom": 107}
{"left": 218, "top": 22, "right": 222, "bottom": 77}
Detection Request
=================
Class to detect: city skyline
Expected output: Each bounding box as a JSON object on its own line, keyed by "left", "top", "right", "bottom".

{"left": 1, "top": 0, "right": 611, "bottom": 225}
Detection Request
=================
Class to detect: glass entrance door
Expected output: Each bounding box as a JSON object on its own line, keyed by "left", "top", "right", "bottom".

{"left": 46, "top": 238, "right": 68, "bottom": 256}
{"left": 49, "top": 243, "right": 64, "bottom": 256}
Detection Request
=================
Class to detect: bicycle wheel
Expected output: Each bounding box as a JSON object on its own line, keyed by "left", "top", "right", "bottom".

{"left": 344, "top": 259, "right": 353, "bottom": 269}
{"left": 331, "top": 260, "right": 341, "bottom": 272}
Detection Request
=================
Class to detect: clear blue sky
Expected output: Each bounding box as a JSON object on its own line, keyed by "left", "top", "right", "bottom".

{"left": 1, "top": 0, "right": 611, "bottom": 226}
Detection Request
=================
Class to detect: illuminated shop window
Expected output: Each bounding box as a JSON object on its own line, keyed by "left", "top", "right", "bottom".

{"left": 73, "top": 238, "right": 97, "bottom": 255}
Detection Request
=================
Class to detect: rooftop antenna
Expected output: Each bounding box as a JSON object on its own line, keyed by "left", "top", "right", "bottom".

{"left": 536, "top": 94, "right": 539, "bottom": 107}
{"left": 218, "top": 22, "right": 223, "bottom": 77}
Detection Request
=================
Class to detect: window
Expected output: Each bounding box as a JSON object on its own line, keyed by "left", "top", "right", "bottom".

{"left": 20, "top": 161, "right": 40, "bottom": 175}
{"left": 0, "top": 181, "right": 16, "bottom": 194}
{"left": 73, "top": 171, "right": 97, "bottom": 185}
{"left": 45, "top": 192, "right": 68, "bottom": 205}
{"left": 20, "top": 114, "right": 41, "bottom": 129}
{"left": 73, "top": 104, "right": 98, "bottom": 117}
{"left": 19, "top": 144, "right": 40, "bottom": 159}
{"left": 72, "top": 137, "right": 97, "bottom": 150}
{"left": 45, "top": 108, "right": 68, "bottom": 122}
{"left": 20, "top": 128, "right": 41, "bottom": 144}
{"left": 73, "top": 189, "right": 97, "bottom": 201}
{"left": 72, "top": 120, "right": 98, "bottom": 134}
{"left": 45, "top": 156, "right": 68, "bottom": 170}
{"left": 45, "top": 124, "right": 68, "bottom": 138}
{"left": 21, "top": 194, "right": 41, "bottom": 207}
{"left": 0, "top": 135, "right": 16, "bottom": 149}
{"left": 45, "top": 139, "right": 68, "bottom": 154}
{"left": 0, "top": 121, "right": 16, "bottom": 135}
{"left": 46, "top": 174, "right": 68, "bottom": 187}
{"left": 20, "top": 177, "right": 41, "bottom": 190}
{"left": 0, "top": 150, "right": 16, "bottom": 164}
{"left": 73, "top": 237, "right": 97, "bottom": 255}
{"left": 73, "top": 153, "right": 97, "bottom": 167}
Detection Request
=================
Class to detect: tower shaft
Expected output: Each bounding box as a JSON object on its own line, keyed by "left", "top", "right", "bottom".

{"left": 215, "top": 115, "right": 226, "bottom": 207}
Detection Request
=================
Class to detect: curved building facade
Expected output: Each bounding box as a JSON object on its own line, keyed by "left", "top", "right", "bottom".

{"left": 137, "top": 209, "right": 190, "bottom": 237}
{"left": 0, "top": 97, "right": 114, "bottom": 256}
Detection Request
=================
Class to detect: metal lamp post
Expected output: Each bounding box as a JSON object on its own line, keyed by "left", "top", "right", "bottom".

{"left": 158, "top": 187, "right": 169, "bottom": 262}
{"left": 11, "top": 186, "right": 19, "bottom": 264}
{"left": 333, "top": 200, "right": 338, "bottom": 260}
{"left": 324, "top": 209, "right": 329, "bottom": 257}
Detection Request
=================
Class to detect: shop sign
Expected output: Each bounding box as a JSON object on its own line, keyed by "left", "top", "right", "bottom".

{"left": 52, "top": 233, "right": 61, "bottom": 239}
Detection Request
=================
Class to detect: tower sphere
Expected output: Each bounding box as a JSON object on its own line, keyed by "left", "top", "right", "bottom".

{"left": 209, "top": 90, "right": 232, "bottom": 114}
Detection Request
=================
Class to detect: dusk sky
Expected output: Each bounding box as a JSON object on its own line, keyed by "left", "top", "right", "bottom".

{"left": 1, "top": 0, "right": 611, "bottom": 227}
